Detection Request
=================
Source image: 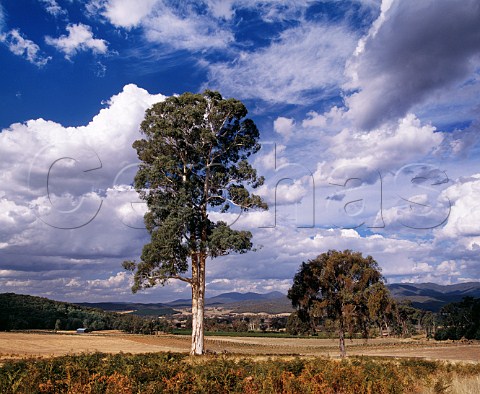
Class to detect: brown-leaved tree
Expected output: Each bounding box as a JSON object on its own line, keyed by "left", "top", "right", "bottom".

{"left": 288, "top": 249, "right": 392, "bottom": 357}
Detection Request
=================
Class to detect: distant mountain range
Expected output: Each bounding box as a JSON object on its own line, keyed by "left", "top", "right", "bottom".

{"left": 388, "top": 282, "right": 480, "bottom": 311}
{"left": 79, "top": 291, "right": 291, "bottom": 315}
{"left": 78, "top": 282, "right": 480, "bottom": 315}
{"left": 166, "top": 291, "right": 286, "bottom": 307}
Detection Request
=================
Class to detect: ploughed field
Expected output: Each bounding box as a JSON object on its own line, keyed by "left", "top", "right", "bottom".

{"left": 0, "top": 331, "right": 479, "bottom": 362}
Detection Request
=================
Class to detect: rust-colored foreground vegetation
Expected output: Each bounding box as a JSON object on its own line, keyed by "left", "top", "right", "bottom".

{"left": 1, "top": 352, "right": 480, "bottom": 393}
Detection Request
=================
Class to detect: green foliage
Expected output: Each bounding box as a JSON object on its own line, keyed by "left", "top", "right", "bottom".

{"left": 0, "top": 293, "right": 165, "bottom": 335}
{"left": 2, "top": 352, "right": 478, "bottom": 393}
{"left": 124, "top": 90, "right": 267, "bottom": 292}
{"left": 0, "top": 293, "right": 114, "bottom": 331}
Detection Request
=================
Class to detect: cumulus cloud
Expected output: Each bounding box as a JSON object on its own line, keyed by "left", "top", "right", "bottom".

{"left": 92, "top": 0, "right": 312, "bottom": 29}
{"left": 0, "top": 84, "right": 167, "bottom": 301}
{"left": 206, "top": 23, "right": 358, "bottom": 103}
{"left": 313, "top": 113, "right": 442, "bottom": 184}
{"left": 345, "top": 0, "right": 480, "bottom": 130}
{"left": 302, "top": 106, "right": 346, "bottom": 133}
{"left": 86, "top": 271, "right": 130, "bottom": 289}
{"left": 253, "top": 143, "right": 289, "bottom": 172}
{"left": 45, "top": 23, "right": 109, "bottom": 59}
{"left": 0, "top": 29, "right": 51, "bottom": 66}
{"left": 3, "top": 0, "right": 480, "bottom": 299}
{"left": 258, "top": 179, "right": 310, "bottom": 207}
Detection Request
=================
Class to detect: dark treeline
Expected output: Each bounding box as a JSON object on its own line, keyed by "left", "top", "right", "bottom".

{"left": 285, "top": 296, "right": 480, "bottom": 340}
{"left": 434, "top": 296, "right": 480, "bottom": 340}
{"left": 0, "top": 293, "right": 163, "bottom": 334}
{"left": 2, "top": 292, "right": 480, "bottom": 340}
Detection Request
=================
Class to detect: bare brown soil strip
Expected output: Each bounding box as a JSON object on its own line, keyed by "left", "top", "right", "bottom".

{"left": 0, "top": 332, "right": 478, "bottom": 362}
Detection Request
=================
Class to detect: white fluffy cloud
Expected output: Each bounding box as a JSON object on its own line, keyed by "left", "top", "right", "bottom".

{"left": 205, "top": 0, "right": 236, "bottom": 20}
{"left": 0, "top": 29, "right": 51, "bottom": 66}
{"left": 345, "top": 0, "right": 480, "bottom": 130}
{"left": 99, "top": 0, "right": 156, "bottom": 28}
{"left": 206, "top": 23, "right": 358, "bottom": 103}
{"left": 45, "top": 23, "right": 108, "bottom": 59}
{"left": 273, "top": 117, "right": 295, "bottom": 141}
{"left": 435, "top": 175, "right": 480, "bottom": 248}
{"left": 0, "top": 84, "right": 167, "bottom": 300}
{"left": 296, "top": 109, "right": 444, "bottom": 188}
{"left": 325, "top": 114, "right": 442, "bottom": 176}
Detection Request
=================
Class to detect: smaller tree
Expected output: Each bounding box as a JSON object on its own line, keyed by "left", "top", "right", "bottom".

{"left": 54, "top": 319, "right": 62, "bottom": 332}
{"left": 286, "top": 312, "right": 311, "bottom": 336}
{"left": 288, "top": 249, "right": 393, "bottom": 357}
{"left": 394, "top": 301, "right": 421, "bottom": 337}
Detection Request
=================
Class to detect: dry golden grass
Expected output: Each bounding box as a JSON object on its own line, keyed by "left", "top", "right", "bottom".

{"left": 0, "top": 331, "right": 185, "bottom": 360}
{"left": 449, "top": 375, "right": 480, "bottom": 393}
{"left": 1, "top": 331, "right": 479, "bottom": 363}
{"left": 420, "top": 374, "right": 480, "bottom": 393}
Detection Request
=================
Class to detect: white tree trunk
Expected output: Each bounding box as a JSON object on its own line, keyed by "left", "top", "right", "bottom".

{"left": 191, "top": 284, "right": 199, "bottom": 355}
{"left": 191, "top": 289, "right": 204, "bottom": 355}
{"left": 190, "top": 255, "right": 206, "bottom": 355}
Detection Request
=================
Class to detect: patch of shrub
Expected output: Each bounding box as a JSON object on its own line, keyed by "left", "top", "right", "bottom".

{"left": 1, "top": 352, "right": 479, "bottom": 393}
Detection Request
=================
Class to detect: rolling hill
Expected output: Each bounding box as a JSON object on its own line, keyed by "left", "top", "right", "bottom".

{"left": 77, "top": 302, "right": 178, "bottom": 316}
{"left": 78, "top": 283, "right": 480, "bottom": 315}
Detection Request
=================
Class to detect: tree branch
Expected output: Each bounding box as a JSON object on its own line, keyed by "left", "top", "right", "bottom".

{"left": 146, "top": 273, "right": 192, "bottom": 285}
{"left": 170, "top": 275, "right": 193, "bottom": 284}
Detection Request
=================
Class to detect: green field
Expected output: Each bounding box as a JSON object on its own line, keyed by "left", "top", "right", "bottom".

{"left": 172, "top": 329, "right": 364, "bottom": 339}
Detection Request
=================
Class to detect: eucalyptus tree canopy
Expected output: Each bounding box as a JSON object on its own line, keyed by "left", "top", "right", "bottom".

{"left": 123, "top": 90, "right": 267, "bottom": 355}
{"left": 288, "top": 250, "right": 392, "bottom": 357}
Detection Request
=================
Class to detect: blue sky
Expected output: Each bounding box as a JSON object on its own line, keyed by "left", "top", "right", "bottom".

{"left": 1, "top": 0, "right": 480, "bottom": 303}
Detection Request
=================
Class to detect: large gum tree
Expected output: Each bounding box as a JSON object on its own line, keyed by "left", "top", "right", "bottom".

{"left": 123, "top": 90, "right": 267, "bottom": 355}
